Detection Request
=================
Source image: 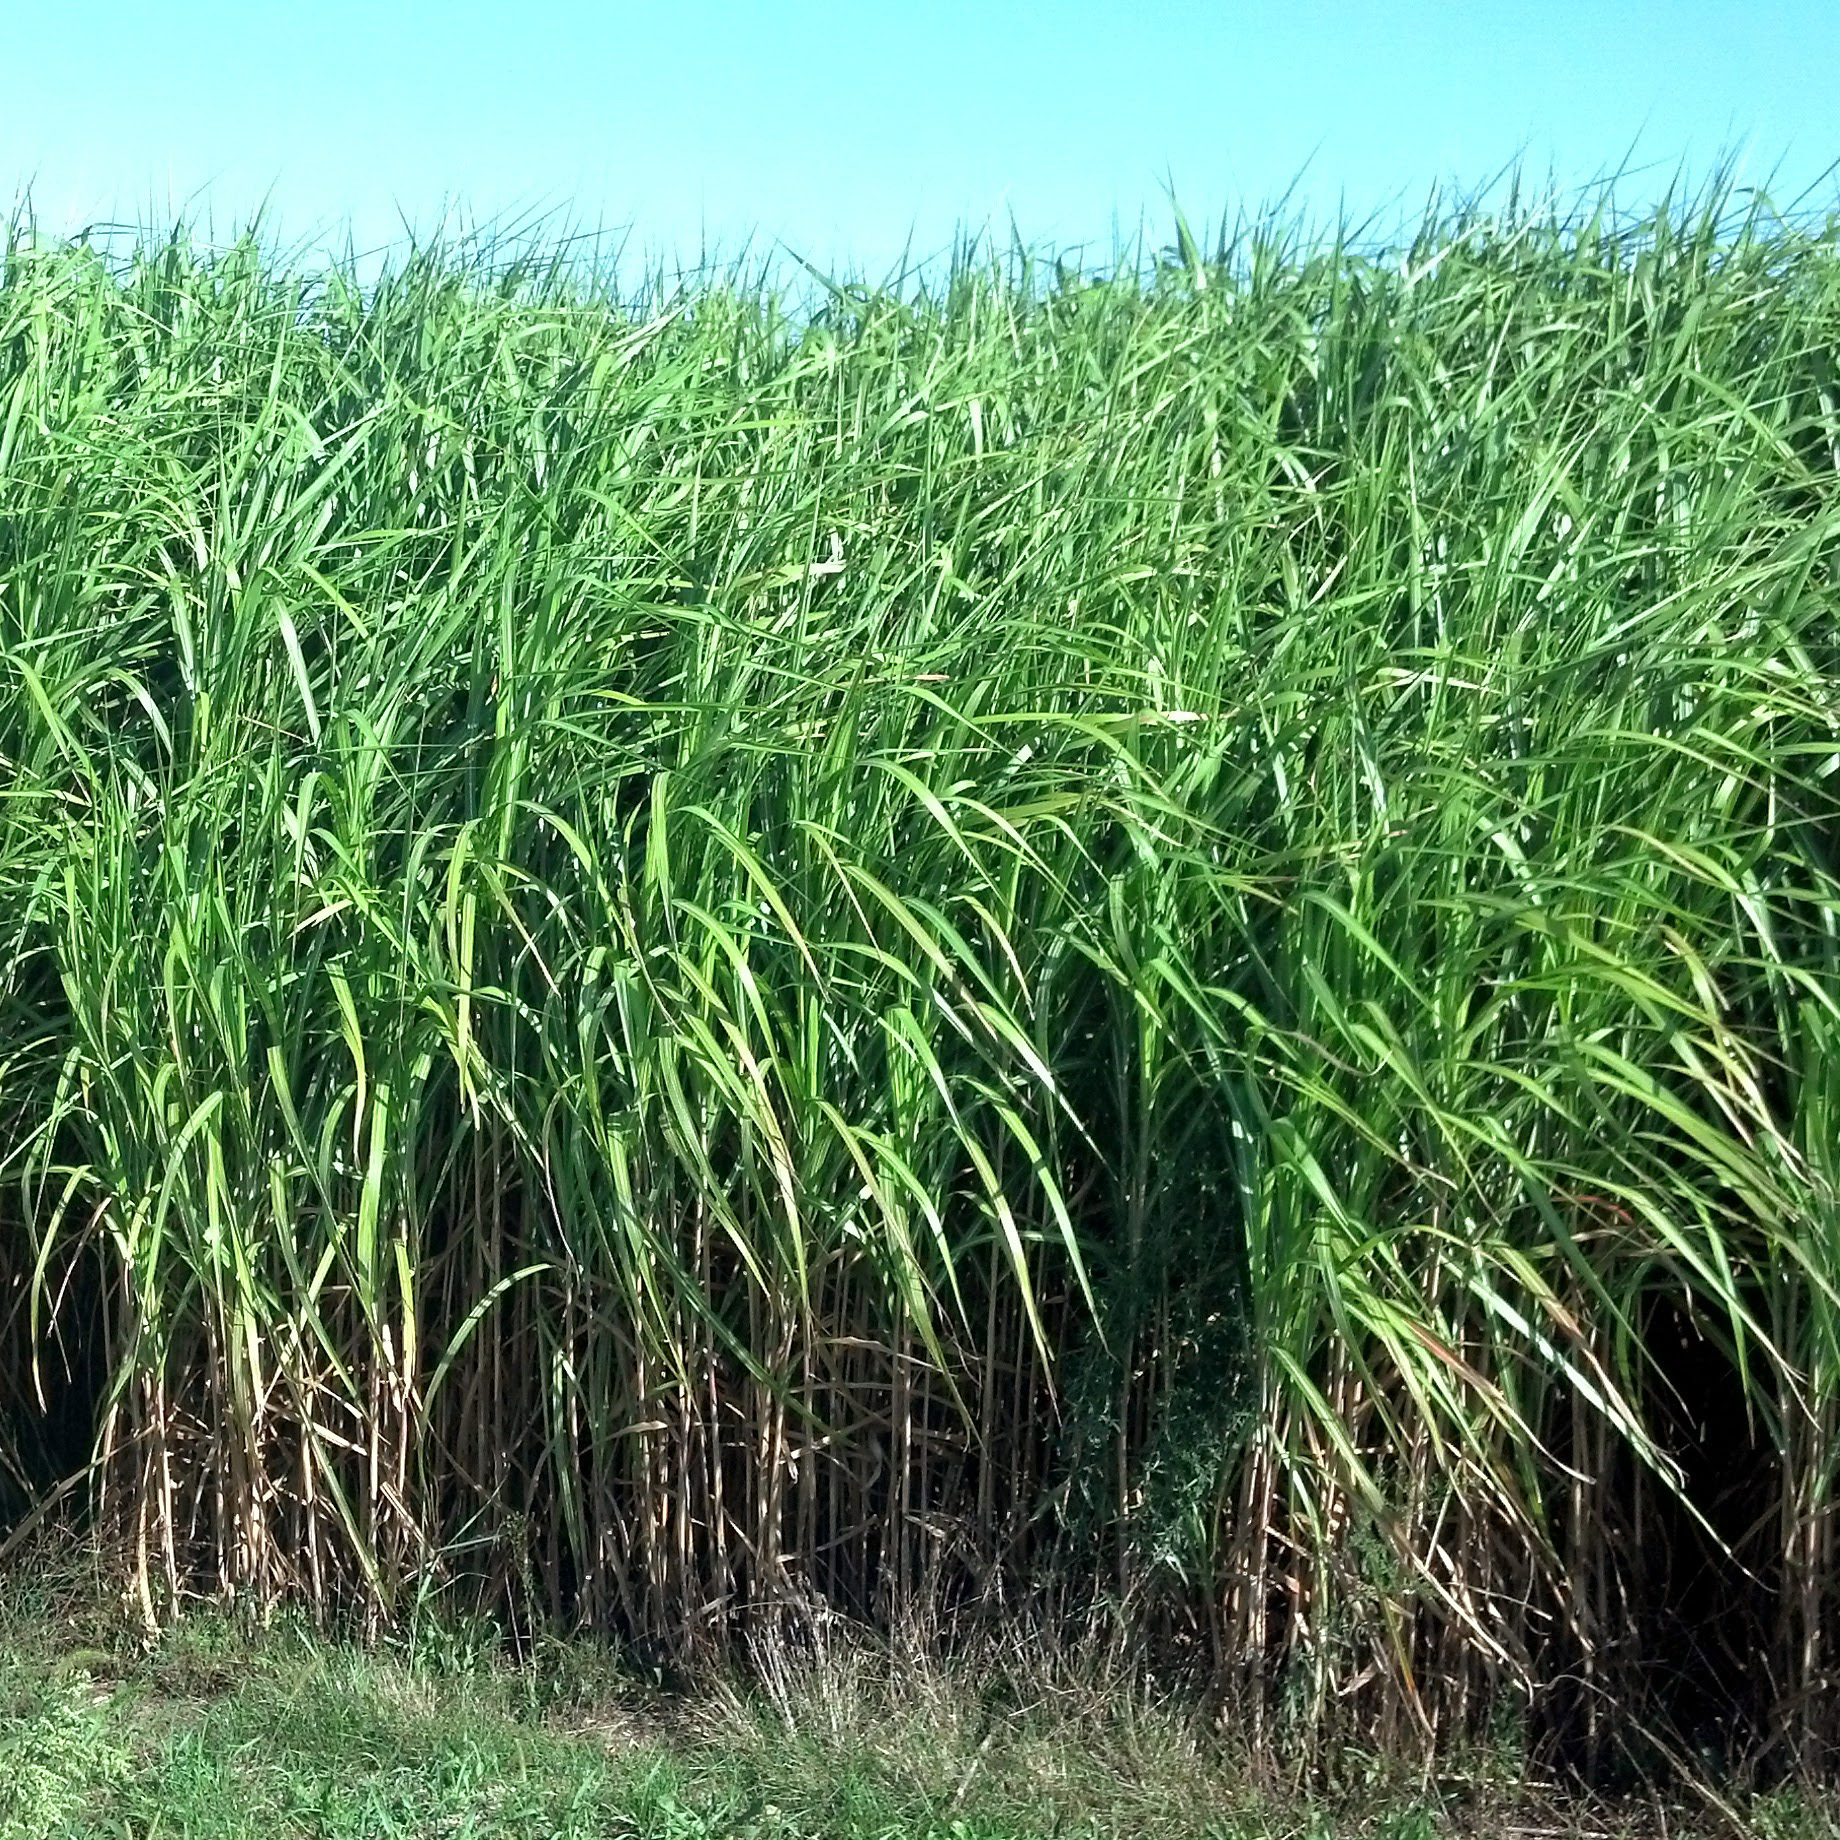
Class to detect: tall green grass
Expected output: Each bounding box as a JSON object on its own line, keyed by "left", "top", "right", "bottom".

{"left": 1, "top": 185, "right": 1838, "bottom": 1770}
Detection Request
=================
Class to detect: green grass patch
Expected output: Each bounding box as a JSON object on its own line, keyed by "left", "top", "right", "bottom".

{"left": 5, "top": 1600, "right": 1828, "bottom": 1839}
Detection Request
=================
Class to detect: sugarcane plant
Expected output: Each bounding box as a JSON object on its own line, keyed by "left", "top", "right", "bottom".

{"left": 0, "top": 180, "right": 1837, "bottom": 1772}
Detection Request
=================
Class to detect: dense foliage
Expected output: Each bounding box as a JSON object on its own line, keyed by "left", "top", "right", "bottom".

{"left": 1, "top": 188, "right": 1838, "bottom": 1772}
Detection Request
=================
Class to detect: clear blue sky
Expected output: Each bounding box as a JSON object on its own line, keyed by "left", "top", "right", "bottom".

{"left": 4, "top": 2, "right": 1836, "bottom": 272}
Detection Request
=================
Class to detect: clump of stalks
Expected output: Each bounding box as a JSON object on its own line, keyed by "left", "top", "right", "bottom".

{"left": 0, "top": 179, "right": 1838, "bottom": 1776}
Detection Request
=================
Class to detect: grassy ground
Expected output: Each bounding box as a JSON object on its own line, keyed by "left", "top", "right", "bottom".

{"left": 0, "top": 1550, "right": 1833, "bottom": 1840}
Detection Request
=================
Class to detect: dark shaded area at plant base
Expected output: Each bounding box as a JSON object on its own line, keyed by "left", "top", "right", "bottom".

{"left": 1, "top": 177, "right": 1840, "bottom": 1781}
{"left": 1534, "top": 1291, "right": 1787, "bottom": 1786}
